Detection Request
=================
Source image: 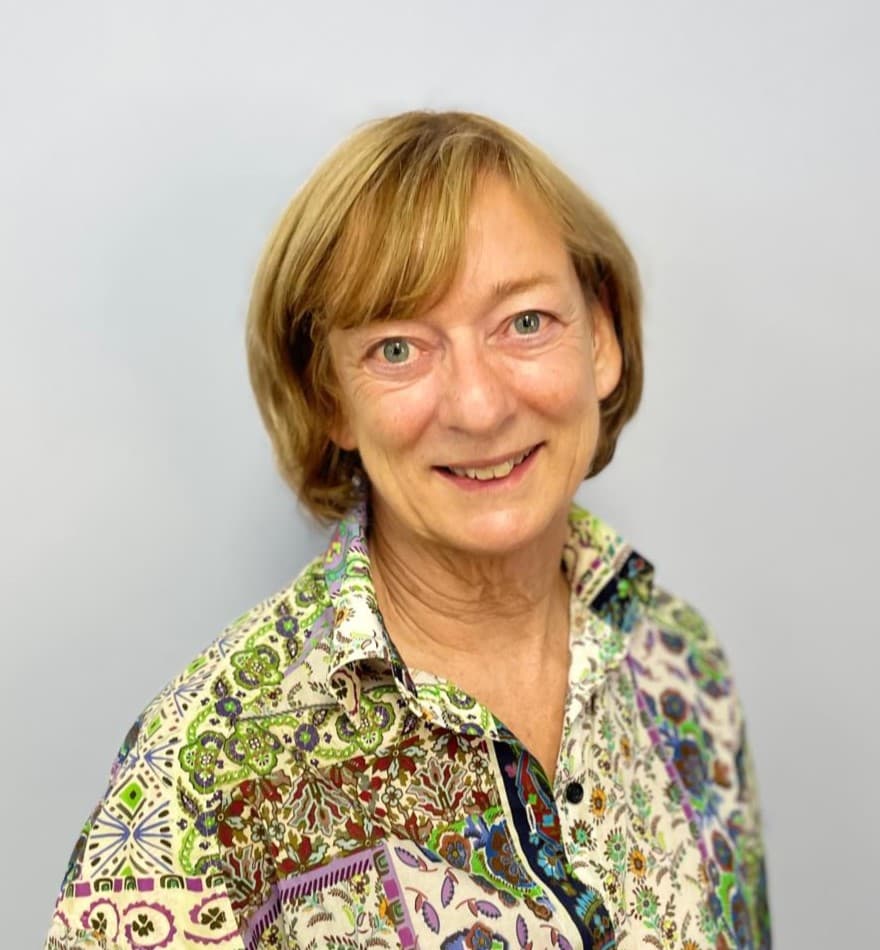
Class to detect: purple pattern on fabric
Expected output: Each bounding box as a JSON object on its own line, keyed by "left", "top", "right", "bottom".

{"left": 244, "top": 844, "right": 417, "bottom": 949}
{"left": 627, "top": 655, "right": 711, "bottom": 865}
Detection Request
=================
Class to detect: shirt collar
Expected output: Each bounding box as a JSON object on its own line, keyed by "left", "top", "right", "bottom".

{"left": 324, "top": 499, "right": 655, "bottom": 724}
{"left": 324, "top": 500, "right": 417, "bottom": 723}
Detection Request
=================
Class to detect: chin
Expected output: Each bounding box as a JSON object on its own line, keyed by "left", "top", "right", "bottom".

{"left": 434, "top": 506, "right": 563, "bottom": 557}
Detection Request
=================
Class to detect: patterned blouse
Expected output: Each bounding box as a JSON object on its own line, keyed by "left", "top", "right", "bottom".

{"left": 45, "top": 502, "right": 770, "bottom": 949}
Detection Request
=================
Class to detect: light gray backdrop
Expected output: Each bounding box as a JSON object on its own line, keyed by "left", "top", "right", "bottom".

{"left": 3, "top": 1, "right": 877, "bottom": 946}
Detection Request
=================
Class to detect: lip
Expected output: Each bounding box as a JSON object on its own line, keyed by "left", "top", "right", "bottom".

{"left": 439, "top": 444, "right": 541, "bottom": 470}
{"left": 434, "top": 443, "right": 543, "bottom": 490}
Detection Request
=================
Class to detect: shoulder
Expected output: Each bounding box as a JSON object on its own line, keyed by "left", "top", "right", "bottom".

{"left": 47, "top": 551, "right": 337, "bottom": 945}
{"left": 131, "top": 549, "right": 335, "bottom": 770}
{"left": 629, "top": 580, "right": 762, "bottom": 809}
{"left": 641, "top": 582, "right": 736, "bottom": 700}
{"left": 632, "top": 584, "right": 771, "bottom": 943}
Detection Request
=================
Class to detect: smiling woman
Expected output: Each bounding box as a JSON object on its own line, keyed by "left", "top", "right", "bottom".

{"left": 247, "top": 111, "right": 642, "bottom": 523}
{"left": 45, "top": 111, "right": 770, "bottom": 950}
{"left": 326, "top": 174, "right": 620, "bottom": 561}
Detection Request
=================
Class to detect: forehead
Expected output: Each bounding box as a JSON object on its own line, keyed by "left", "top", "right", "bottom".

{"left": 445, "top": 175, "right": 577, "bottom": 299}
{"left": 466, "top": 174, "right": 567, "bottom": 251}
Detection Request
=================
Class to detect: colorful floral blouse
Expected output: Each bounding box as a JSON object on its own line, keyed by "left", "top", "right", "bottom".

{"left": 45, "top": 502, "right": 770, "bottom": 949}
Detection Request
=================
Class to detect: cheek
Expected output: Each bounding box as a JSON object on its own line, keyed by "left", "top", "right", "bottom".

{"left": 348, "top": 379, "right": 439, "bottom": 456}
{"left": 512, "top": 350, "right": 595, "bottom": 418}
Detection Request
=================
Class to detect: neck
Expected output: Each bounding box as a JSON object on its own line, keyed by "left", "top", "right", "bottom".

{"left": 368, "top": 506, "right": 572, "bottom": 674}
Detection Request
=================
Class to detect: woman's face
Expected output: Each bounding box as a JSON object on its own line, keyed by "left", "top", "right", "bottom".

{"left": 328, "top": 174, "right": 622, "bottom": 558}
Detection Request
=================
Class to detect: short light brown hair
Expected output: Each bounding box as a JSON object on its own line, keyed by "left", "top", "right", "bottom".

{"left": 246, "top": 110, "right": 643, "bottom": 522}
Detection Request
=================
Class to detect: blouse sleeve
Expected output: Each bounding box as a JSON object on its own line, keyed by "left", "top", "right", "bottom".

{"left": 42, "top": 716, "right": 246, "bottom": 950}
{"left": 733, "top": 719, "right": 772, "bottom": 946}
{"left": 44, "top": 882, "right": 244, "bottom": 949}
{"left": 643, "top": 583, "right": 772, "bottom": 948}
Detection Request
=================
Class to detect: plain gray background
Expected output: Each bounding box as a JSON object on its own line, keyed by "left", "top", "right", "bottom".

{"left": 3, "top": 1, "right": 877, "bottom": 946}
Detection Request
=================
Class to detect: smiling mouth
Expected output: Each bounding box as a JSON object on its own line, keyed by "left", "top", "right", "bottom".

{"left": 443, "top": 445, "right": 539, "bottom": 481}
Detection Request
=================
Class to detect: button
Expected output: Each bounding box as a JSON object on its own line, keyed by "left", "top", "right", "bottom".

{"left": 565, "top": 781, "right": 584, "bottom": 804}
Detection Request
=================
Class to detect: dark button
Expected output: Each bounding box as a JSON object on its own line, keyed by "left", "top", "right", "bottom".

{"left": 565, "top": 781, "right": 584, "bottom": 804}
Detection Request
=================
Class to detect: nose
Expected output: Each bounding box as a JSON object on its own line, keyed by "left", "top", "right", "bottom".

{"left": 438, "top": 341, "right": 516, "bottom": 435}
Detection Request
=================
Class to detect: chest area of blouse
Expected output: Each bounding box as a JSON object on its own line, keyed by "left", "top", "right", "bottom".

{"left": 209, "top": 656, "right": 742, "bottom": 950}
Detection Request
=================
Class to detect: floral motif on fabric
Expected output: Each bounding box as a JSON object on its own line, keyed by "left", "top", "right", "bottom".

{"left": 45, "top": 503, "right": 769, "bottom": 949}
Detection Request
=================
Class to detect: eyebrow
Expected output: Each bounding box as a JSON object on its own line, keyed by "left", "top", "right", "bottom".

{"left": 488, "top": 272, "right": 560, "bottom": 305}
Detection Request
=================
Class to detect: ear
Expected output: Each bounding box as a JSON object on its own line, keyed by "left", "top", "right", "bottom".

{"left": 590, "top": 299, "right": 623, "bottom": 400}
{"left": 329, "top": 411, "right": 358, "bottom": 452}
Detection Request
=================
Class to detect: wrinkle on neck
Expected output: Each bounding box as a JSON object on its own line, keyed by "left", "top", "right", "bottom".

{"left": 368, "top": 510, "right": 571, "bottom": 668}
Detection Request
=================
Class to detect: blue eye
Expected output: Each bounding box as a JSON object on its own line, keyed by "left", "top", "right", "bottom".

{"left": 513, "top": 311, "right": 542, "bottom": 334}
{"left": 381, "top": 339, "right": 410, "bottom": 363}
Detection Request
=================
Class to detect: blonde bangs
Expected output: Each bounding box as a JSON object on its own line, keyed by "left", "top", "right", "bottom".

{"left": 314, "top": 131, "right": 521, "bottom": 331}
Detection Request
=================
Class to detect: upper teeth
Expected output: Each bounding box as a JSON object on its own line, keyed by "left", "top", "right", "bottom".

{"left": 449, "top": 449, "right": 531, "bottom": 481}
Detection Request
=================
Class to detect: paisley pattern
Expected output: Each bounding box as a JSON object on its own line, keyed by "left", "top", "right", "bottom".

{"left": 45, "top": 502, "right": 770, "bottom": 948}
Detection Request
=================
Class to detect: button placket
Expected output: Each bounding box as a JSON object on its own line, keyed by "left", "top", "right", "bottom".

{"left": 554, "top": 770, "right": 587, "bottom": 865}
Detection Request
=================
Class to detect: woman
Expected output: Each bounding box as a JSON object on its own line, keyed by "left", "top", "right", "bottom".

{"left": 46, "top": 111, "right": 770, "bottom": 949}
